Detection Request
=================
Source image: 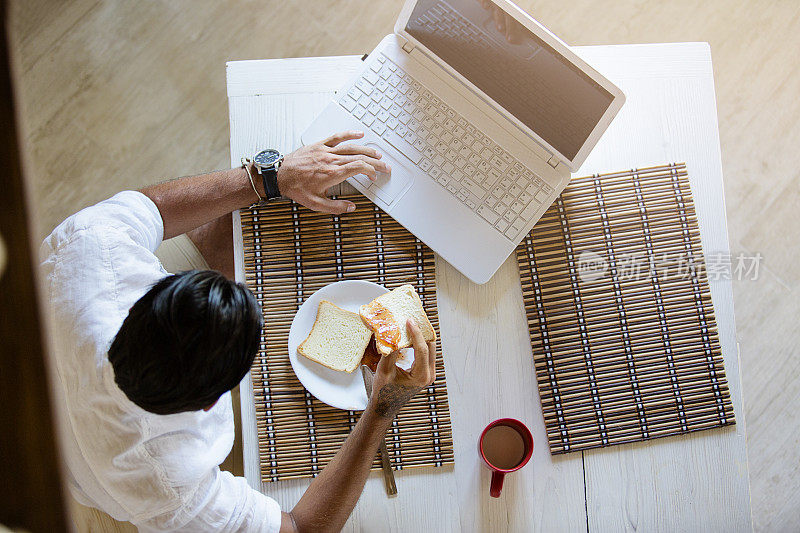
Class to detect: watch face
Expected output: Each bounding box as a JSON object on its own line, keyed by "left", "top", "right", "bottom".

{"left": 254, "top": 149, "right": 281, "bottom": 168}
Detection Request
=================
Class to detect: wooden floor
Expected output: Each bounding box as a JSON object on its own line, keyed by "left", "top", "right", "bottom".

{"left": 8, "top": 1, "right": 799, "bottom": 531}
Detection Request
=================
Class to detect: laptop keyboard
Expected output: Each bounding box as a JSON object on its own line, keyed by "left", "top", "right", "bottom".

{"left": 336, "top": 53, "right": 553, "bottom": 240}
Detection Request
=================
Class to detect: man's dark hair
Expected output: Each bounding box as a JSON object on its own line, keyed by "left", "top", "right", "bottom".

{"left": 108, "top": 270, "right": 262, "bottom": 415}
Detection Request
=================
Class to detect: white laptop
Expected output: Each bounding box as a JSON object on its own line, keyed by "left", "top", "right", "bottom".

{"left": 301, "top": 0, "right": 625, "bottom": 284}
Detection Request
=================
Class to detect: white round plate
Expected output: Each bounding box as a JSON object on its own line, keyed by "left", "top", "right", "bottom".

{"left": 288, "top": 280, "right": 412, "bottom": 411}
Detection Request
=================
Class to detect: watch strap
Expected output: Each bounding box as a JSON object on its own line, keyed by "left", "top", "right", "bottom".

{"left": 260, "top": 162, "right": 281, "bottom": 200}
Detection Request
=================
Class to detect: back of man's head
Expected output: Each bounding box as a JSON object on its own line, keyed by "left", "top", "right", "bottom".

{"left": 109, "top": 270, "right": 262, "bottom": 415}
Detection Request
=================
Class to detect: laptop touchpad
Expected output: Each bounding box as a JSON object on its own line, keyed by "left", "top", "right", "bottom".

{"left": 365, "top": 142, "right": 413, "bottom": 207}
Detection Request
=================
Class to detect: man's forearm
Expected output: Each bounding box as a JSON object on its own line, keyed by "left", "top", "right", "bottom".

{"left": 141, "top": 165, "right": 260, "bottom": 240}
{"left": 276, "top": 323, "right": 435, "bottom": 532}
{"left": 140, "top": 131, "right": 390, "bottom": 239}
{"left": 286, "top": 406, "right": 394, "bottom": 532}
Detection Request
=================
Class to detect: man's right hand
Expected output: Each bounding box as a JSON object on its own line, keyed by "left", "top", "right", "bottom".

{"left": 369, "top": 320, "right": 437, "bottom": 419}
{"left": 277, "top": 130, "right": 391, "bottom": 215}
{"left": 283, "top": 320, "right": 437, "bottom": 533}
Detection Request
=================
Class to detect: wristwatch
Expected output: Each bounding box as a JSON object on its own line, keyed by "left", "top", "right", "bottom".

{"left": 252, "top": 148, "right": 284, "bottom": 200}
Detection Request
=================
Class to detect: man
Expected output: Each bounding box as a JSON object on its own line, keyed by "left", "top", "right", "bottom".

{"left": 40, "top": 130, "right": 436, "bottom": 532}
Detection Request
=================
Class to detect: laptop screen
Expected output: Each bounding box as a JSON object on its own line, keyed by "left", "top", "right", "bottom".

{"left": 405, "top": 0, "right": 614, "bottom": 162}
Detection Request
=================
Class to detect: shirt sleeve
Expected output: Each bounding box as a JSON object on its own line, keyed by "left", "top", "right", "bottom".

{"left": 42, "top": 190, "right": 164, "bottom": 255}
{"left": 134, "top": 469, "right": 282, "bottom": 533}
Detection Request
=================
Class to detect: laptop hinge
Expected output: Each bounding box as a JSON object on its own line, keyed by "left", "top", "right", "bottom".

{"left": 401, "top": 41, "right": 415, "bottom": 53}
{"left": 547, "top": 155, "right": 560, "bottom": 168}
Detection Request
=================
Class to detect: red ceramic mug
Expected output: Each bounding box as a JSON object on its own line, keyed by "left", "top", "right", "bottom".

{"left": 479, "top": 418, "right": 534, "bottom": 498}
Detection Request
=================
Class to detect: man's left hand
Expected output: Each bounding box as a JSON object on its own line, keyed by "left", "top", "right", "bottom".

{"left": 277, "top": 130, "right": 390, "bottom": 215}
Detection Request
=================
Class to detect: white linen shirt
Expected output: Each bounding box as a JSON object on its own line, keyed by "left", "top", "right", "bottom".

{"left": 39, "top": 191, "right": 281, "bottom": 532}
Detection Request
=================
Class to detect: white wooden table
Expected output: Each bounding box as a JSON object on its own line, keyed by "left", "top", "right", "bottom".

{"left": 228, "top": 43, "right": 752, "bottom": 532}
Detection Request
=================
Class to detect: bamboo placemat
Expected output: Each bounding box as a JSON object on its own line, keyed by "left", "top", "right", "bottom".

{"left": 240, "top": 196, "right": 453, "bottom": 482}
{"left": 517, "top": 163, "right": 735, "bottom": 454}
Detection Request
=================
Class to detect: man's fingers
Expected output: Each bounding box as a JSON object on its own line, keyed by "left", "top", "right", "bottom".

{"left": 313, "top": 197, "right": 357, "bottom": 215}
{"left": 333, "top": 160, "right": 377, "bottom": 184}
{"left": 376, "top": 350, "right": 399, "bottom": 375}
{"left": 330, "top": 143, "right": 382, "bottom": 159}
{"left": 337, "top": 154, "right": 390, "bottom": 174}
{"left": 322, "top": 130, "right": 364, "bottom": 147}
{"left": 427, "top": 340, "right": 437, "bottom": 377}
{"left": 407, "top": 320, "right": 430, "bottom": 377}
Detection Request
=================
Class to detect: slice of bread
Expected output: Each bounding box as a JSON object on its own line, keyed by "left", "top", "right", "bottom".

{"left": 359, "top": 284, "right": 436, "bottom": 356}
{"left": 298, "top": 300, "right": 374, "bottom": 373}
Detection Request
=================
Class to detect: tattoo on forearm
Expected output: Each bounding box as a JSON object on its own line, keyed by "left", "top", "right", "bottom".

{"left": 374, "top": 384, "right": 418, "bottom": 418}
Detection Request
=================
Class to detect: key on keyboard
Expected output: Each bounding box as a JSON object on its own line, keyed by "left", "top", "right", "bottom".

{"left": 337, "top": 53, "right": 550, "bottom": 241}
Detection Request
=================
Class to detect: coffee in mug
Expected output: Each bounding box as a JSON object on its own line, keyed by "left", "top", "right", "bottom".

{"left": 479, "top": 418, "right": 533, "bottom": 497}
